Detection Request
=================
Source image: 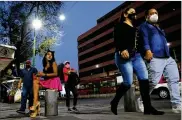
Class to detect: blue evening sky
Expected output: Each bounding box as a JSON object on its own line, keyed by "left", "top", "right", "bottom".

{"left": 35, "top": 1, "right": 123, "bottom": 71}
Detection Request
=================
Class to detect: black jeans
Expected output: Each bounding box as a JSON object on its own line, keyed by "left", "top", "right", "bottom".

{"left": 65, "top": 83, "right": 78, "bottom": 107}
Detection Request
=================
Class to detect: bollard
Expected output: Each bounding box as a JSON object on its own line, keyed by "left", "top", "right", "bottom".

{"left": 45, "top": 89, "right": 58, "bottom": 116}
{"left": 124, "top": 84, "right": 138, "bottom": 112}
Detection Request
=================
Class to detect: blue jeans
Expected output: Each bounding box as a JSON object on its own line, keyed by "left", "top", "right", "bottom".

{"left": 20, "top": 86, "right": 33, "bottom": 111}
{"left": 147, "top": 57, "right": 181, "bottom": 106}
{"left": 115, "top": 52, "right": 148, "bottom": 87}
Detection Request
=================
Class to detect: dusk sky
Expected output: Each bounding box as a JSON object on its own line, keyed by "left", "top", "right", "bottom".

{"left": 35, "top": 1, "right": 123, "bottom": 71}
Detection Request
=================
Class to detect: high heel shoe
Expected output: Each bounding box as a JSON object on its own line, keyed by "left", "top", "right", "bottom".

{"left": 30, "top": 103, "right": 41, "bottom": 118}
{"left": 30, "top": 101, "right": 40, "bottom": 111}
{"left": 30, "top": 108, "right": 40, "bottom": 118}
{"left": 30, "top": 109, "right": 38, "bottom": 118}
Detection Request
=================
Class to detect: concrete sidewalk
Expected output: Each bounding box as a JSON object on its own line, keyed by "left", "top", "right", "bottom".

{"left": 0, "top": 102, "right": 180, "bottom": 120}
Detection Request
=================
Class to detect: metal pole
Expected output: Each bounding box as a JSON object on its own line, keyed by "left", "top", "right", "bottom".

{"left": 173, "top": 49, "right": 177, "bottom": 62}
{"left": 32, "top": 29, "right": 36, "bottom": 67}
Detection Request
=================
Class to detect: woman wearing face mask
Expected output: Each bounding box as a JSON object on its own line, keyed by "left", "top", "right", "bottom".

{"left": 110, "top": 7, "right": 164, "bottom": 115}
{"left": 30, "top": 50, "right": 62, "bottom": 118}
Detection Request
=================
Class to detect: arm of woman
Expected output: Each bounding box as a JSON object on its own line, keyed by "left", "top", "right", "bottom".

{"left": 114, "top": 23, "right": 128, "bottom": 52}
{"left": 45, "top": 62, "right": 58, "bottom": 77}
{"left": 114, "top": 23, "right": 129, "bottom": 59}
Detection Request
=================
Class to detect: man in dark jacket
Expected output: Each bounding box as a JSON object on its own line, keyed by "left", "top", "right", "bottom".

{"left": 16, "top": 60, "right": 38, "bottom": 114}
{"left": 63, "top": 61, "right": 79, "bottom": 112}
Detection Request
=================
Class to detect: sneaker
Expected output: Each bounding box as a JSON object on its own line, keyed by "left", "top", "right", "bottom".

{"left": 27, "top": 110, "right": 32, "bottom": 115}
{"left": 72, "top": 107, "right": 79, "bottom": 112}
{"left": 16, "top": 109, "right": 25, "bottom": 114}
{"left": 68, "top": 108, "right": 72, "bottom": 112}
{"left": 137, "top": 98, "right": 144, "bottom": 112}
{"left": 172, "top": 105, "right": 181, "bottom": 113}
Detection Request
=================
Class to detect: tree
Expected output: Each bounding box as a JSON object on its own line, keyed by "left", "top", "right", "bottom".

{"left": 0, "top": 1, "right": 64, "bottom": 75}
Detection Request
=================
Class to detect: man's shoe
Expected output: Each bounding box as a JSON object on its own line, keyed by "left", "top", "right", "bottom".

{"left": 172, "top": 105, "right": 181, "bottom": 113}
{"left": 72, "top": 107, "right": 79, "bottom": 112}
{"left": 16, "top": 109, "right": 25, "bottom": 114}
{"left": 137, "top": 98, "right": 144, "bottom": 112}
{"left": 68, "top": 108, "right": 72, "bottom": 112}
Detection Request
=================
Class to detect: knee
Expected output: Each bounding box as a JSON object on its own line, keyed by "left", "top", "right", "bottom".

{"left": 21, "top": 92, "right": 27, "bottom": 97}
{"left": 33, "top": 79, "right": 39, "bottom": 84}
{"left": 123, "top": 82, "right": 132, "bottom": 88}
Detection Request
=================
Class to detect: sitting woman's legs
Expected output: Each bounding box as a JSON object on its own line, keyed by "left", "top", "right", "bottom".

{"left": 33, "top": 77, "right": 40, "bottom": 105}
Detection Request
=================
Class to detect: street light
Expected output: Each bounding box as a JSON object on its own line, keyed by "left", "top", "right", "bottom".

{"left": 32, "top": 19, "right": 42, "bottom": 30}
{"left": 167, "top": 43, "right": 170, "bottom": 46}
{"left": 167, "top": 42, "right": 178, "bottom": 61}
{"left": 32, "top": 18, "right": 42, "bottom": 67}
{"left": 59, "top": 14, "right": 66, "bottom": 21}
{"left": 96, "top": 64, "right": 99, "bottom": 68}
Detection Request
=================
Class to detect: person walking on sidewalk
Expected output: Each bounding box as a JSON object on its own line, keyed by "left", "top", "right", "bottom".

{"left": 16, "top": 60, "right": 38, "bottom": 114}
{"left": 110, "top": 7, "right": 164, "bottom": 115}
{"left": 63, "top": 61, "right": 79, "bottom": 112}
{"left": 138, "top": 8, "right": 181, "bottom": 113}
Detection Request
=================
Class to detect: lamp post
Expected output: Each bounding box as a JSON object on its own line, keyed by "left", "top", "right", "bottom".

{"left": 32, "top": 19, "right": 42, "bottom": 67}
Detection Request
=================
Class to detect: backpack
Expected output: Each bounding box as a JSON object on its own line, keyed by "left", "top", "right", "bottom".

{"left": 57, "top": 63, "right": 65, "bottom": 83}
{"left": 67, "top": 72, "right": 80, "bottom": 86}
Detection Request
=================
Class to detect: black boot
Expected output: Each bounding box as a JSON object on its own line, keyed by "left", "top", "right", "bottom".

{"left": 110, "top": 83, "right": 130, "bottom": 115}
{"left": 139, "top": 80, "right": 165, "bottom": 115}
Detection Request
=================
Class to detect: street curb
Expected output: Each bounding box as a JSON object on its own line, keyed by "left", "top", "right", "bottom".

{"left": 77, "top": 91, "right": 140, "bottom": 99}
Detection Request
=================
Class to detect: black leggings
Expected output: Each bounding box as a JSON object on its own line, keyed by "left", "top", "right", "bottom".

{"left": 65, "top": 84, "right": 78, "bottom": 107}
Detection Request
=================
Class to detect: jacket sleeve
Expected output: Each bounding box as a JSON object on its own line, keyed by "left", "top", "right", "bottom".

{"left": 139, "top": 24, "right": 151, "bottom": 51}
{"left": 33, "top": 68, "right": 38, "bottom": 74}
{"left": 114, "top": 23, "right": 128, "bottom": 52}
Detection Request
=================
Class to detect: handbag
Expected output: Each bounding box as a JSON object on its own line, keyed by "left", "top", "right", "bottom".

{"left": 14, "top": 89, "right": 22, "bottom": 103}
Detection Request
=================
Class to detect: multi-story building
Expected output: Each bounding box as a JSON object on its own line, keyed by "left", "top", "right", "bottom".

{"left": 77, "top": 1, "right": 181, "bottom": 83}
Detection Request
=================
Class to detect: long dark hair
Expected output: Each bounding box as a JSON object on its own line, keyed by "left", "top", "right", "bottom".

{"left": 119, "top": 7, "right": 132, "bottom": 23}
{"left": 42, "top": 50, "right": 55, "bottom": 68}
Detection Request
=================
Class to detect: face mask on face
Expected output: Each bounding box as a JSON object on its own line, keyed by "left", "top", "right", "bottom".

{"left": 65, "top": 64, "right": 70, "bottom": 68}
{"left": 128, "top": 13, "right": 137, "bottom": 21}
{"left": 149, "top": 14, "right": 158, "bottom": 23}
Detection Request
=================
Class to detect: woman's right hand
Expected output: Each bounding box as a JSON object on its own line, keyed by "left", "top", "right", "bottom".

{"left": 120, "top": 50, "right": 129, "bottom": 59}
{"left": 36, "top": 72, "right": 45, "bottom": 77}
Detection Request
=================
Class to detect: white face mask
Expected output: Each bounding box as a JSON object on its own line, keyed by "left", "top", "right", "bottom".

{"left": 149, "top": 14, "right": 158, "bottom": 23}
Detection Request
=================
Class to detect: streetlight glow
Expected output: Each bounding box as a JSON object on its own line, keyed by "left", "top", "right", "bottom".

{"left": 167, "top": 43, "right": 170, "bottom": 46}
{"left": 32, "top": 19, "right": 42, "bottom": 30}
{"left": 59, "top": 14, "right": 66, "bottom": 21}
{"left": 96, "top": 64, "right": 99, "bottom": 68}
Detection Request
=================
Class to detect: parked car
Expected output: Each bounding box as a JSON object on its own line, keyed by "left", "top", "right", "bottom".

{"left": 151, "top": 76, "right": 181, "bottom": 99}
